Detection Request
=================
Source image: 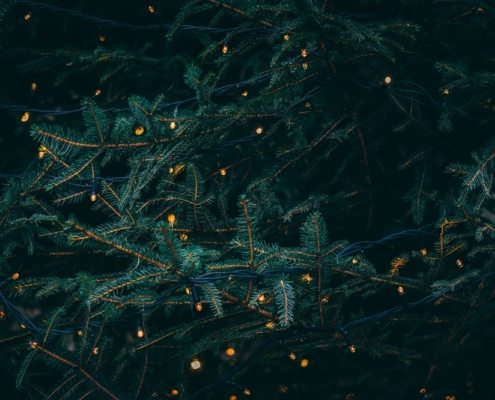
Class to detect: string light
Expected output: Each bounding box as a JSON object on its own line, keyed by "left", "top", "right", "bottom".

{"left": 99, "top": 35, "right": 105, "bottom": 42}
{"left": 242, "top": 389, "right": 250, "bottom": 396}
{"left": 185, "top": 287, "right": 191, "bottom": 295}
{"left": 283, "top": 34, "right": 289, "bottom": 41}
{"left": 0, "top": 311, "right": 5, "bottom": 320}
{"left": 349, "top": 345, "right": 356, "bottom": 353}
{"left": 222, "top": 44, "right": 229, "bottom": 54}
{"left": 190, "top": 359, "right": 201, "bottom": 370}
{"left": 24, "top": 12, "right": 32, "bottom": 20}
{"left": 171, "top": 390, "right": 179, "bottom": 396}
{"left": 12, "top": 273, "right": 19, "bottom": 280}
{"left": 384, "top": 76, "right": 392, "bottom": 84}
{"left": 90, "top": 193, "right": 97, "bottom": 202}
{"left": 180, "top": 233, "right": 188, "bottom": 241}
{"left": 397, "top": 286, "right": 405, "bottom": 295}
{"left": 241, "top": 91, "right": 248, "bottom": 96}
{"left": 135, "top": 126, "right": 145, "bottom": 135}
{"left": 230, "top": 396, "right": 237, "bottom": 400}
{"left": 288, "top": 352, "right": 296, "bottom": 360}
{"left": 420, "top": 248, "right": 427, "bottom": 255}
{"left": 30, "top": 341, "right": 38, "bottom": 349}
{"left": 92, "top": 347, "right": 98, "bottom": 354}
{"left": 21, "top": 112, "right": 30, "bottom": 122}
{"left": 167, "top": 214, "right": 176, "bottom": 225}
{"left": 302, "top": 62, "right": 308, "bottom": 70}
{"left": 443, "top": 89, "right": 449, "bottom": 95}
{"left": 170, "top": 121, "right": 176, "bottom": 129}
{"left": 220, "top": 168, "right": 227, "bottom": 176}
{"left": 195, "top": 302, "right": 203, "bottom": 312}
{"left": 419, "top": 389, "right": 426, "bottom": 394}
{"left": 20, "top": 324, "right": 26, "bottom": 329}
{"left": 95, "top": 89, "right": 101, "bottom": 96}
{"left": 346, "top": 395, "right": 356, "bottom": 400}
{"left": 255, "top": 126, "right": 263, "bottom": 134}
{"left": 148, "top": 5, "right": 155, "bottom": 13}
{"left": 301, "top": 273, "right": 313, "bottom": 283}
{"left": 136, "top": 327, "right": 145, "bottom": 338}
{"left": 301, "top": 48, "right": 308, "bottom": 57}
{"left": 352, "top": 258, "right": 359, "bottom": 264}
{"left": 31, "top": 83, "right": 37, "bottom": 91}
{"left": 456, "top": 259, "right": 464, "bottom": 268}
{"left": 38, "top": 148, "right": 46, "bottom": 159}
{"left": 77, "top": 330, "right": 83, "bottom": 336}
{"left": 300, "top": 359, "right": 309, "bottom": 367}
{"left": 226, "top": 348, "right": 235, "bottom": 356}
{"left": 257, "top": 294, "right": 265, "bottom": 303}
{"left": 266, "top": 322, "right": 275, "bottom": 329}
{"left": 279, "top": 386, "right": 288, "bottom": 393}
{"left": 168, "top": 167, "right": 174, "bottom": 173}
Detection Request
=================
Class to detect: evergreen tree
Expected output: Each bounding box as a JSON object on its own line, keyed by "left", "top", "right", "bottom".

{"left": 1, "top": 0, "right": 495, "bottom": 399}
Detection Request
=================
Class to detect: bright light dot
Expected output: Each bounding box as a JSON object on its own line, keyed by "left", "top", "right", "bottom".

{"left": 190, "top": 359, "right": 201, "bottom": 370}
{"left": 226, "top": 348, "right": 235, "bottom": 356}
{"left": 384, "top": 76, "right": 392, "bottom": 84}
{"left": 300, "top": 359, "right": 309, "bottom": 367}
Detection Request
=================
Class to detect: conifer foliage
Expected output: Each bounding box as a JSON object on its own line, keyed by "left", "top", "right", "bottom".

{"left": 1, "top": 0, "right": 495, "bottom": 399}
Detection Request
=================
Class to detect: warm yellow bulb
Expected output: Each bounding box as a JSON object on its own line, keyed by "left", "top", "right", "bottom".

{"left": 257, "top": 294, "right": 265, "bottom": 303}
{"left": 136, "top": 328, "right": 145, "bottom": 338}
{"left": 92, "top": 347, "right": 98, "bottom": 354}
{"left": 20, "top": 324, "right": 26, "bottom": 329}
{"left": 397, "top": 286, "right": 405, "bottom": 295}
{"left": 190, "top": 359, "right": 201, "bottom": 370}
{"left": 349, "top": 345, "right": 356, "bottom": 353}
{"left": 95, "top": 89, "right": 101, "bottom": 96}
{"left": 0, "top": 311, "right": 5, "bottom": 320}
{"left": 302, "top": 62, "right": 308, "bottom": 70}
{"left": 384, "top": 76, "right": 392, "bottom": 84}
{"left": 77, "top": 330, "right": 83, "bottom": 336}
{"left": 420, "top": 248, "right": 427, "bottom": 255}
{"left": 300, "top": 359, "right": 309, "bottom": 367}
{"left": 168, "top": 167, "right": 174, "bottom": 174}
{"left": 220, "top": 168, "right": 227, "bottom": 176}
{"left": 170, "top": 121, "right": 176, "bottom": 129}
{"left": 301, "top": 273, "right": 313, "bottom": 283}
{"left": 24, "top": 13, "right": 31, "bottom": 20}
{"left": 180, "top": 233, "right": 188, "bottom": 241}
{"left": 185, "top": 287, "right": 190, "bottom": 294}
{"left": 283, "top": 34, "right": 290, "bottom": 41}
{"left": 99, "top": 36, "right": 105, "bottom": 42}
{"left": 222, "top": 44, "right": 229, "bottom": 54}
{"left": 255, "top": 127, "right": 263, "bottom": 134}
{"left": 266, "top": 322, "right": 275, "bottom": 329}
{"left": 30, "top": 341, "right": 38, "bottom": 349}
{"left": 289, "top": 352, "right": 296, "bottom": 360}
{"left": 12, "top": 273, "right": 19, "bottom": 280}
{"left": 419, "top": 389, "right": 426, "bottom": 394}
{"left": 135, "top": 126, "right": 145, "bottom": 135}
{"left": 21, "top": 112, "right": 30, "bottom": 122}
{"left": 171, "top": 389, "right": 179, "bottom": 396}
{"left": 195, "top": 302, "right": 203, "bottom": 312}
{"left": 301, "top": 48, "right": 308, "bottom": 57}
{"left": 148, "top": 5, "right": 155, "bottom": 13}
{"left": 226, "top": 348, "right": 235, "bottom": 356}
{"left": 243, "top": 389, "right": 250, "bottom": 396}
{"left": 352, "top": 258, "right": 359, "bottom": 264}
{"left": 90, "top": 193, "right": 97, "bottom": 202}
{"left": 230, "top": 396, "right": 237, "bottom": 400}
{"left": 443, "top": 89, "right": 449, "bottom": 95}
{"left": 31, "top": 83, "right": 37, "bottom": 91}
{"left": 279, "top": 386, "right": 288, "bottom": 393}
{"left": 38, "top": 151, "right": 46, "bottom": 159}
{"left": 167, "top": 214, "right": 176, "bottom": 225}
{"left": 241, "top": 91, "right": 248, "bottom": 97}
{"left": 456, "top": 259, "right": 463, "bottom": 268}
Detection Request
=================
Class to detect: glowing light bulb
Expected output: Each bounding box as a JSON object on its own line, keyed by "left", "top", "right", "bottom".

{"left": 148, "top": 5, "right": 155, "bottom": 13}
{"left": 185, "top": 287, "right": 190, "bottom": 295}
{"left": 90, "top": 193, "right": 97, "bottom": 202}
{"left": 21, "top": 112, "right": 30, "bottom": 122}
{"left": 222, "top": 44, "right": 229, "bottom": 54}
{"left": 180, "top": 233, "right": 188, "bottom": 241}
{"left": 352, "top": 258, "right": 359, "bottom": 264}
{"left": 135, "top": 126, "right": 145, "bottom": 135}
{"left": 195, "top": 302, "right": 203, "bottom": 312}
{"left": 243, "top": 389, "right": 250, "bottom": 396}
{"left": 301, "top": 273, "right": 313, "bottom": 283}
{"left": 77, "top": 330, "right": 83, "bottom": 336}
{"left": 349, "top": 345, "right": 356, "bottom": 353}
{"left": 220, "top": 168, "right": 227, "bottom": 176}
{"left": 136, "top": 328, "right": 145, "bottom": 338}
{"left": 12, "top": 273, "right": 19, "bottom": 280}
{"left": 171, "top": 390, "right": 179, "bottom": 396}
{"left": 257, "top": 294, "right": 265, "bottom": 303}
{"left": 0, "top": 311, "right": 5, "bottom": 320}
{"left": 20, "top": 324, "right": 26, "bottom": 329}
{"left": 279, "top": 386, "right": 288, "bottom": 393}
{"left": 420, "top": 248, "right": 427, "bottom": 255}
{"left": 170, "top": 121, "right": 176, "bottom": 129}
{"left": 300, "top": 359, "right": 309, "bottom": 367}
{"left": 99, "top": 36, "right": 106, "bottom": 42}
{"left": 230, "top": 396, "right": 237, "bottom": 400}
{"left": 38, "top": 150, "right": 45, "bottom": 159}
{"left": 443, "top": 89, "right": 449, "bottom": 95}
{"left": 302, "top": 62, "right": 308, "bottom": 70}
{"left": 397, "top": 286, "right": 405, "bottom": 295}
{"left": 226, "top": 348, "right": 235, "bottom": 356}
{"left": 167, "top": 214, "right": 176, "bottom": 225}
{"left": 419, "top": 389, "right": 426, "bottom": 394}
{"left": 456, "top": 259, "right": 463, "bottom": 268}
{"left": 168, "top": 167, "right": 174, "bottom": 174}
{"left": 24, "top": 13, "right": 32, "bottom": 20}
{"left": 190, "top": 359, "right": 201, "bottom": 370}
{"left": 30, "top": 341, "right": 38, "bottom": 349}
{"left": 289, "top": 352, "right": 296, "bottom": 360}
{"left": 384, "top": 76, "right": 392, "bottom": 84}
{"left": 241, "top": 91, "right": 248, "bottom": 96}
{"left": 95, "top": 89, "right": 101, "bottom": 96}
{"left": 301, "top": 48, "right": 308, "bottom": 57}
{"left": 31, "top": 83, "right": 37, "bottom": 91}
{"left": 283, "top": 34, "right": 290, "bottom": 41}
{"left": 92, "top": 347, "right": 98, "bottom": 354}
{"left": 266, "top": 322, "right": 275, "bottom": 329}
{"left": 255, "top": 126, "right": 263, "bottom": 134}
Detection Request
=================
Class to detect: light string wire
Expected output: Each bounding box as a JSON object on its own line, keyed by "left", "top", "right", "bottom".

{"left": 15, "top": 0, "right": 378, "bottom": 34}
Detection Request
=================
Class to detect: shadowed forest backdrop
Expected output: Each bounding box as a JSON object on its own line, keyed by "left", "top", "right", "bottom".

{"left": 1, "top": 0, "right": 495, "bottom": 399}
